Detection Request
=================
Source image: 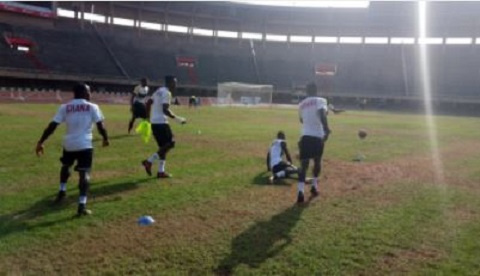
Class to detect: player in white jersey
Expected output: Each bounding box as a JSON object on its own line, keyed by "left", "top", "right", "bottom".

{"left": 266, "top": 131, "right": 298, "bottom": 183}
{"left": 128, "top": 78, "right": 150, "bottom": 134}
{"left": 36, "top": 83, "right": 109, "bottom": 216}
{"left": 142, "top": 75, "right": 186, "bottom": 178}
{"left": 296, "top": 83, "right": 331, "bottom": 203}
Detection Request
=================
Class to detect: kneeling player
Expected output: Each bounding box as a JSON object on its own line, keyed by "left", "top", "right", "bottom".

{"left": 267, "top": 131, "right": 298, "bottom": 183}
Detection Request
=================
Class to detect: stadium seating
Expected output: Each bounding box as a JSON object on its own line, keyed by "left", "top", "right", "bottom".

{"left": 1, "top": 22, "right": 480, "bottom": 99}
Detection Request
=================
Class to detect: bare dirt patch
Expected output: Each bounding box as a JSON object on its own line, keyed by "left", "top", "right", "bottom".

{"left": 370, "top": 246, "right": 445, "bottom": 276}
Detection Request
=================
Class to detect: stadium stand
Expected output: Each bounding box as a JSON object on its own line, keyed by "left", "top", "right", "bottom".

{"left": 1, "top": 1, "right": 480, "bottom": 113}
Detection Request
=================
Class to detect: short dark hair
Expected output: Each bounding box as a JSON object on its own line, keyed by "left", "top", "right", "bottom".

{"left": 73, "top": 82, "right": 88, "bottom": 97}
{"left": 277, "top": 131, "right": 285, "bottom": 140}
{"left": 306, "top": 82, "right": 317, "bottom": 96}
{"left": 165, "top": 75, "right": 176, "bottom": 85}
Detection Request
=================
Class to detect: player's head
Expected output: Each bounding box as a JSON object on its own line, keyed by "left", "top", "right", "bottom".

{"left": 277, "top": 131, "right": 286, "bottom": 140}
{"left": 140, "top": 78, "right": 148, "bottom": 87}
{"left": 165, "top": 75, "right": 177, "bottom": 92}
{"left": 306, "top": 82, "right": 317, "bottom": 97}
{"left": 73, "top": 83, "right": 91, "bottom": 100}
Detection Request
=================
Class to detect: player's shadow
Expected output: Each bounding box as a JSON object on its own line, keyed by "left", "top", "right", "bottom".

{"left": 215, "top": 201, "right": 311, "bottom": 275}
{"left": 0, "top": 177, "right": 152, "bottom": 240}
{"left": 252, "top": 171, "right": 293, "bottom": 186}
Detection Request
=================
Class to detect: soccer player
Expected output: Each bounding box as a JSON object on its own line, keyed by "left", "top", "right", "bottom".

{"left": 128, "top": 78, "right": 150, "bottom": 134}
{"left": 188, "top": 95, "right": 197, "bottom": 108}
{"left": 266, "top": 131, "right": 298, "bottom": 183}
{"left": 297, "top": 82, "right": 331, "bottom": 203}
{"left": 36, "top": 83, "right": 109, "bottom": 216}
{"left": 142, "top": 75, "right": 186, "bottom": 178}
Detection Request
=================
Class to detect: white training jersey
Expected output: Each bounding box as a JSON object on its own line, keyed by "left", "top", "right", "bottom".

{"left": 133, "top": 85, "right": 149, "bottom": 104}
{"left": 298, "top": 97, "right": 328, "bottom": 138}
{"left": 52, "top": 99, "right": 104, "bottom": 152}
{"left": 269, "top": 139, "right": 285, "bottom": 169}
{"left": 150, "top": 87, "right": 172, "bottom": 124}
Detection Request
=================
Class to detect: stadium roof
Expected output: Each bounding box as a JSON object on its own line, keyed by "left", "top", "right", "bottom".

{"left": 230, "top": 1, "right": 370, "bottom": 8}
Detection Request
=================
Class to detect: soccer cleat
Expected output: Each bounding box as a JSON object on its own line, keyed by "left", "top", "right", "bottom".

{"left": 76, "top": 204, "right": 92, "bottom": 217}
{"left": 297, "top": 191, "right": 305, "bottom": 204}
{"left": 53, "top": 190, "right": 66, "bottom": 204}
{"left": 310, "top": 186, "right": 319, "bottom": 197}
{"left": 142, "top": 160, "right": 152, "bottom": 176}
{"left": 157, "top": 172, "right": 172, "bottom": 179}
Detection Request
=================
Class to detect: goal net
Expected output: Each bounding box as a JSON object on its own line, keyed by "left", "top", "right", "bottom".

{"left": 217, "top": 82, "right": 273, "bottom": 106}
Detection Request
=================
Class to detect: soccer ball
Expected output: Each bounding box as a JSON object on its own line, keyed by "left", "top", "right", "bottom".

{"left": 358, "top": 129, "right": 367, "bottom": 139}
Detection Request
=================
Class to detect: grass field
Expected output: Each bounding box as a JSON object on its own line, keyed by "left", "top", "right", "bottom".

{"left": 1, "top": 103, "right": 480, "bottom": 275}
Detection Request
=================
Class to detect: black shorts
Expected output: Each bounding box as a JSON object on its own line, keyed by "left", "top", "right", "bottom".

{"left": 132, "top": 102, "right": 147, "bottom": 119}
{"left": 299, "top": 135, "right": 324, "bottom": 160}
{"left": 272, "top": 161, "right": 289, "bottom": 174}
{"left": 60, "top": 149, "right": 93, "bottom": 171}
{"left": 152, "top": 123, "right": 174, "bottom": 148}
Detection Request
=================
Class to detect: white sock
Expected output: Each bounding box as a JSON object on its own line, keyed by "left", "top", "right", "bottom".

{"left": 298, "top": 182, "right": 305, "bottom": 194}
{"left": 147, "top": 153, "right": 159, "bottom": 163}
{"left": 275, "top": 171, "right": 286, "bottom": 178}
{"left": 312, "top": 177, "right": 318, "bottom": 190}
{"left": 60, "top": 183, "right": 67, "bottom": 192}
{"left": 158, "top": 160, "right": 166, "bottom": 173}
{"left": 79, "top": 196, "right": 87, "bottom": 204}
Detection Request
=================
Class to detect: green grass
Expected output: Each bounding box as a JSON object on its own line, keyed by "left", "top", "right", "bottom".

{"left": 1, "top": 103, "right": 480, "bottom": 274}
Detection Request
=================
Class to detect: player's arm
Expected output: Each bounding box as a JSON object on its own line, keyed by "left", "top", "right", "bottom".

{"left": 318, "top": 108, "right": 331, "bottom": 142}
{"left": 163, "top": 103, "right": 186, "bottom": 124}
{"left": 281, "top": 142, "right": 293, "bottom": 164}
{"left": 96, "top": 121, "right": 109, "bottom": 147}
{"left": 129, "top": 88, "right": 138, "bottom": 111}
{"left": 92, "top": 105, "right": 109, "bottom": 147}
{"left": 36, "top": 121, "right": 59, "bottom": 156}
{"left": 145, "top": 98, "right": 153, "bottom": 119}
{"left": 266, "top": 151, "right": 271, "bottom": 171}
{"left": 130, "top": 93, "right": 135, "bottom": 106}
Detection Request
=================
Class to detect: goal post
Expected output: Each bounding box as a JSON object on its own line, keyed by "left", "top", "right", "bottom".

{"left": 217, "top": 82, "right": 273, "bottom": 106}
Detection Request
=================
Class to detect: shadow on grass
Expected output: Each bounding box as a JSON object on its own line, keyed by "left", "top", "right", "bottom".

{"left": 93, "top": 134, "right": 133, "bottom": 142}
{"left": 215, "top": 200, "right": 312, "bottom": 275}
{"left": 0, "top": 177, "right": 153, "bottom": 240}
{"left": 252, "top": 171, "right": 294, "bottom": 186}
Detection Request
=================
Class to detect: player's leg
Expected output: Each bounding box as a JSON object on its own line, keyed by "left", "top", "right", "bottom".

{"left": 128, "top": 115, "right": 136, "bottom": 134}
{"left": 310, "top": 157, "right": 321, "bottom": 196}
{"left": 297, "top": 136, "right": 311, "bottom": 203}
{"left": 142, "top": 124, "right": 162, "bottom": 176}
{"left": 75, "top": 149, "right": 93, "bottom": 216}
{"left": 297, "top": 158, "right": 309, "bottom": 203}
{"left": 273, "top": 161, "right": 298, "bottom": 180}
{"left": 128, "top": 102, "right": 137, "bottom": 134}
{"left": 54, "top": 150, "right": 74, "bottom": 204}
{"left": 310, "top": 138, "right": 324, "bottom": 197}
{"left": 157, "top": 125, "right": 175, "bottom": 178}
{"left": 77, "top": 170, "right": 91, "bottom": 216}
{"left": 285, "top": 163, "right": 299, "bottom": 178}
{"left": 272, "top": 162, "right": 287, "bottom": 179}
